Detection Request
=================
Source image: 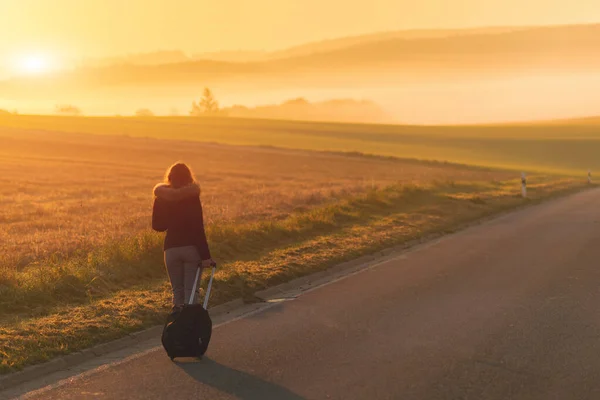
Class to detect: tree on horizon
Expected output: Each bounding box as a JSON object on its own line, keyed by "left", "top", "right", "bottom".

{"left": 190, "top": 87, "right": 220, "bottom": 116}
{"left": 135, "top": 108, "right": 154, "bottom": 117}
{"left": 55, "top": 104, "right": 82, "bottom": 116}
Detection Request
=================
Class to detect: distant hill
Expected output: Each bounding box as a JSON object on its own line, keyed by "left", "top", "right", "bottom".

{"left": 191, "top": 50, "right": 268, "bottom": 63}
{"left": 192, "top": 26, "right": 531, "bottom": 62}
{"left": 263, "top": 26, "right": 531, "bottom": 61}
{"left": 526, "top": 116, "right": 600, "bottom": 126}
{"left": 220, "top": 98, "right": 394, "bottom": 124}
{"left": 79, "top": 50, "right": 192, "bottom": 68}
{"left": 268, "top": 24, "right": 600, "bottom": 73}
{"left": 2, "top": 23, "right": 600, "bottom": 92}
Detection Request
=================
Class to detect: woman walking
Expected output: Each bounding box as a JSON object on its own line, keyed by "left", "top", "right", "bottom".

{"left": 152, "top": 162, "right": 214, "bottom": 310}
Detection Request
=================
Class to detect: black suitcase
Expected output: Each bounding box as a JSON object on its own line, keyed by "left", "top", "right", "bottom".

{"left": 161, "top": 264, "right": 216, "bottom": 360}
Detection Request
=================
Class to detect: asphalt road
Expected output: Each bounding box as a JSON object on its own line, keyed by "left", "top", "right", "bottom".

{"left": 16, "top": 189, "right": 600, "bottom": 400}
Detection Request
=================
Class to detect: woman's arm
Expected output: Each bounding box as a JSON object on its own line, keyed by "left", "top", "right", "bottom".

{"left": 151, "top": 198, "right": 169, "bottom": 232}
{"left": 195, "top": 199, "right": 212, "bottom": 260}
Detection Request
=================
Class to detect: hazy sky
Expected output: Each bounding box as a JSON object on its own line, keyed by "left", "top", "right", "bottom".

{"left": 1, "top": 0, "right": 599, "bottom": 61}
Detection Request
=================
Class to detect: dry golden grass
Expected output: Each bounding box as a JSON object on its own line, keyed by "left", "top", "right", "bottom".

{"left": 0, "top": 128, "right": 511, "bottom": 272}
{"left": 0, "top": 125, "right": 590, "bottom": 374}
{"left": 1, "top": 176, "right": 588, "bottom": 373}
{"left": 2, "top": 114, "right": 600, "bottom": 175}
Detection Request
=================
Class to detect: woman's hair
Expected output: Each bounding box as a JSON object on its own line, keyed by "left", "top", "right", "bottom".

{"left": 165, "top": 162, "right": 196, "bottom": 188}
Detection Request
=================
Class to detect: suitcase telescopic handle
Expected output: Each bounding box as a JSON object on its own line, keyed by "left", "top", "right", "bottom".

{"left": 189, "top": 262, "right": 217, "bottom": 308}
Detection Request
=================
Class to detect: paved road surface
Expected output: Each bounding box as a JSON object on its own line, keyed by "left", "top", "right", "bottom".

{"left": 14, "top": 189, "right": 600, "bottom": 399}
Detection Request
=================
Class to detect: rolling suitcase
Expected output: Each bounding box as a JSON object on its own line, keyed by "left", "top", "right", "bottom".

{"left": 161, "top": 263, "right": 216, "bottom": 360}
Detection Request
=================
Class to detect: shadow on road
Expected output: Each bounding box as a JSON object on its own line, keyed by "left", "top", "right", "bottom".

{"left": 177, "top": 357, "right": 305, "bottom": 400}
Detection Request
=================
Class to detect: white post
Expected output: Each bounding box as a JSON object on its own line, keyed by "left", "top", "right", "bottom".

{"left": 521, "top": 172, "right": 527, "bottom": 198}
{"left": 588, "top": 170, "right": 592, "bottom": 184}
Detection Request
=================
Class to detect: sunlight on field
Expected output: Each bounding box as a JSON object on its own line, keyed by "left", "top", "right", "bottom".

{"left": 0, "top": 128, "right": 511, "bottom": 272}
{"left": 1, "top": 114, "right": 599, "bottom": 175}
{"left": 0, "top": 120, "right": 591, "bottom": 374}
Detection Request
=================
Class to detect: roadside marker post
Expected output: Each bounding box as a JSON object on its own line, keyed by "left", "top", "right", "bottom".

{"left": 521, "top": 172, "right": 527, "bottom": 198}
{"left": 588, "top": 170, "right": 592, "bottom": 184}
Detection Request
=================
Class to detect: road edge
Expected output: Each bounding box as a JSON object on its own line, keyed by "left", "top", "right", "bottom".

{"left": 1, "top": 185, "right": 595, "bottom": 392}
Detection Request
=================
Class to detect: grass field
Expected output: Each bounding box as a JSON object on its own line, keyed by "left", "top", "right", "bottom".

{"left": 0, "top": 128, "right": 511, "bottom": 273}
{"left": 0, "top": 117, "right": 593, "bottom": 374}
{"left": 1, "top": 114, "right": 600, "bottom": 175}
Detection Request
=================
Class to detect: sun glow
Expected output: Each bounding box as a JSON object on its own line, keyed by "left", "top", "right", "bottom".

{"left": 12, "top": 54, "right": 54, "bottom": 76}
